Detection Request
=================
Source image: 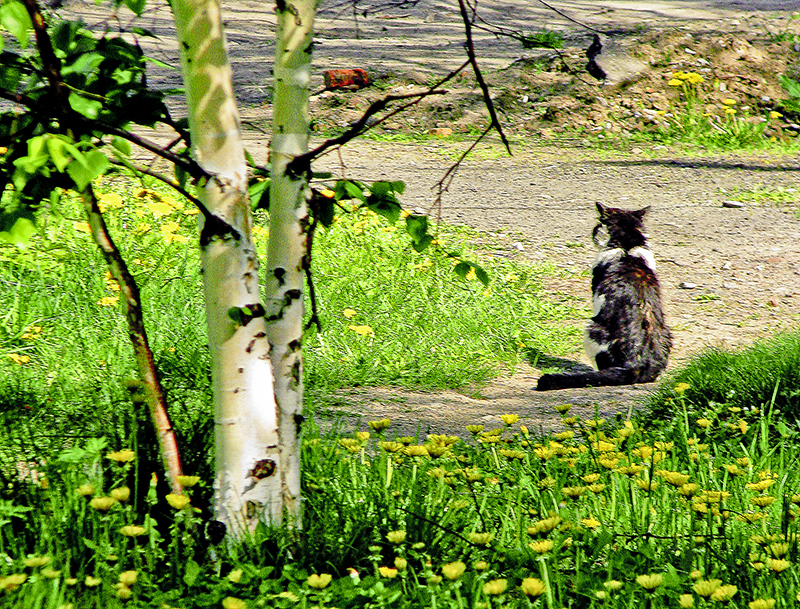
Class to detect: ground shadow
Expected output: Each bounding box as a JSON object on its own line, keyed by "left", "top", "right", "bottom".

{"left": 526, "top": 348, "right": 595, "bottom": 374}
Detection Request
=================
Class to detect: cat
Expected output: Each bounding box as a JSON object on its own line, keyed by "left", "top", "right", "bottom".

{"left": 537, "top": 202, "right": 672, "bottom": 391}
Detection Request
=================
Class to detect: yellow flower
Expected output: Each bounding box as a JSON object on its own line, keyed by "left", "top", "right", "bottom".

{"left": 0, "top": 573, "right": 27, "bottom": 591}
{"left": 636, "top": 573, "right": 663, "bottom": 591}
{"left": 711, "top": 585, "right": 737, "bottom": 601}
{"left": 90, "top": 496, "right": 117, "bottom": 511}
{"left": 405, "top": 445, "right": 429, "bottom": 457}
{"left": 679, "top": 594, "right": 695, "bottom": 608}
{"left": 23, "top": 555, "right": 51, "bottom": 568}
{"left": 604, "top": 580, "right": 623, "bottom": 592}
{"left": 767, "top": 558, "right": 791, "bottom": 573}
{"left": 110, "top": 487, "right": 131, "bottom": 502}
{"left": 674, "top": 382, "right": 690, "bottom": 395}
{"left": 107, "top": 450, "right": 136, "bottom": 463}
{"left": 529, "top": 539, "right": 554, "bottom": 554}
{"left": 227, "top": 569, "right": 243, "bottom": 583}
{"left": 442, "top": 561, "right": 466, "bottom": 580}
{"left": 41, "top": 568, "right": 61, "bottom": 579}
{"left": 386, "top": 530, "right": 406, "bottom": 544}
{"left": 474, "top": 561, "right": 488, "bottom": 571}
{"left": 116, "top": 586, "right": 132, "bottom": 600}
{"left": 120, "top": 525, "right": 146, "bottom": 537}
{"left": 84, "top": 576, "right": 102, "bottom": 587}
{"left": 750, "top": 495, "right": 775, "bottom": 508}
{"left": 368, "top": 419, "right": 391, "bottom": 432}
{"left": 96, "top": 295, "right": 120, "bottom": 307}
{"left": 483, "top": 579, "right": 508, "bottom": 595}
{"left": 554, "top": 404, "right": 572, "bottom": 414}
{"left": 668, "top": 78, "right": 683, "bottom": 87}
{"left": 175, "top": 475, "right": 201, "bottom": 488}
{"left": 6, "top": 353, "right": 31, "bottom": 365}
{"left": 581, "top": 516, "right": 601, "bottom": 529}
{"left": 306, "top": 573, "right": 332, "bottom": 588}
{"left": 468, "top": 531, "right": 495, "bottom": 545}
{"left": 355, "top": 431, "right": 370, "bottom": 442}
{"left": 165, "top": 493, "right": 190, "bottom": 510}
{"left": 725, "top": 108, "right": 737, "bottom": 115}
{"left": 378, "top": 566, "right": 398, "bottom": 578}
{"left": 722, "top": 98, "right": 736, "bottom": 105}
{"left": 769, "top": 111, "right": 782, "bottom": 120}
{"left": 348, "top": 324, "right": 374, "bottom": 336}
{"left": 500, "top": 414, "right": 519, "bottom": 425}
{"left": 749, "top": 599, "right": 776, "bottom": 609}
{"left": 693, "top": 579, "right": 721, "bottom": 597}
{"left": 520, "top": 577, "right": 547, "bottom": 596}
{"left": 221, "top": 598, "right": 247, "bottom": 609}
{"left": 394, "top": 557, "right": 407, "bottom": 571}
{"left": 73, "top": 221, "right": 91, "bottom": 233}
{"left": 115, "top": 571, "right": 137, "bottom": 586}
{"left": 696, "top": 418, "right": 711, "bottom": 428}
{"left": 466, "top": 425, "right": 484, "bottom": 434}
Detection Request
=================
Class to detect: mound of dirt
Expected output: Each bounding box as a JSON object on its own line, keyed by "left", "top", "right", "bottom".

{"left": 309, "top": 29, "right": 800, "bottom": 142}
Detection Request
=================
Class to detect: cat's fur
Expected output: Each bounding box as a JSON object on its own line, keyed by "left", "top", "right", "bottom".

{"left": 537, "top": 203, "right": 672, "bottom": 391}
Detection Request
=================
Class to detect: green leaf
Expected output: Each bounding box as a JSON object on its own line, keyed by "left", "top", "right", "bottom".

{"left": 61, "top": 52, "right": 104, "bottom": 76}
{"left": 453, "top": 261, "right": 470, "bottom": 279}
{"left": 0, "top": 1, "right": 32, "bottom": 49}
{"left": 452, "top": 260, "right": 490, "bottom": 285}
{"left": 66, "top": 149, "right": 109, "bottom": 190}
{"left": 249, "top": 178, "right": 270, "bottom": 211}
{"left": 366, "top": 195, "right": 400, "bottom": 224}
{"left": 334, "top": 179, "right": 366, "bottom": 202}
{"left": 312, "top": 171, "right": 333, "bottom": 179}
{"left": 183, "top": 559, "right": 201, "bottom": 587}
{"left": 68, "top": 93, "right": 103, "bottom": 119}
{"left": 110, "top": 136, "right": 131, "bottom": 156}
{"left": 0, "top": 217, "right": 35, "bottom": 248}
{"left": 45, "top": 138, "right": 73, "bottom": 172}
{"left": 779, "top": 75, "right": 800, "bottom": 100}
{"left": 125, "top": 0, "right": 147, "bottom": 16}
{"left": 315, "top": 196, "right": 335, "bottom": 228}
{"left": 405, "top": 214, "right": 433, "bottom": 252}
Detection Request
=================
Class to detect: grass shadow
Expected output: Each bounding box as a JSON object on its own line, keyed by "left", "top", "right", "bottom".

{"left": 526, "top": 348, "right": 594, "bottom": 374}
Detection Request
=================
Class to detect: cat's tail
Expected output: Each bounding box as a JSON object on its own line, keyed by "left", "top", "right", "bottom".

{"left": 536, "top": 367, "right": 646, "bottom": 391}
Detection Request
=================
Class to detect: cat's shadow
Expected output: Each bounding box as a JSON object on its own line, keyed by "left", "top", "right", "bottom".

{"left": 527, "top": 349, "right": 595, "bottom": 375}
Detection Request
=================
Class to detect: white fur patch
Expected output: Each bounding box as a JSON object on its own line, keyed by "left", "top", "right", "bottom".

{"left": 584, "top": 327, "right": 605, "bottom": 370}
{"left": 592, "top": 293, "right": 606, "bottom": 316}
{"left": 594, "top": 247, "right": 624, "bottom": 266}
{"left": 629, "top": 246, "right": 656, "bottom": 271}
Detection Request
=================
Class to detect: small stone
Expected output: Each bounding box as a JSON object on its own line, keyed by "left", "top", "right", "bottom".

{"left": 721, "top": 262, "right": 732, "bottom": 271}
{"left": 767, "top": 299, "right": 779, "bottom": 307}
{"left": 512, "top": 242, "right": 525, "bottom": 252}
{"left": 684, "top": 48, "right": 696, "bottom": 55}
{"left": 679, "top": 282, "right": 697, "bottom": 289}
{"left": 428, "top": 127, "right": 453, "bottom": 138}
{"left": 521, "top": 94, "right": 529, "bottom": 103}
{"left": 631, "top": 147, "right": 644, "bottom": 155}
{"left": 722, "top": 200, "right": 744, "bottom": 208}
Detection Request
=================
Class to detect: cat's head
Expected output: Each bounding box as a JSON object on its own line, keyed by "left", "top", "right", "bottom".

{"left": 592, "top": 202, "right": 649, "bottom": 250}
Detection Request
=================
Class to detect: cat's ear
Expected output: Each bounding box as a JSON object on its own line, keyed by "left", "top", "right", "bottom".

{"left": 596, "top": 202, "right": 607, "bottom": 217}
{"left": 634, "top": 206, "right": 651, "bottom": 219}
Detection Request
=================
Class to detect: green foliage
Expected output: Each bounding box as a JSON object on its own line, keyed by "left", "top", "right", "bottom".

{"left": 520, "top": 29, "right": 564, "bottom": 50}
{"left": 778, "top": 74, "right": 800, "bottom": 116}
{"left": 647, "top": 332, "right": 800, "bottom": 426}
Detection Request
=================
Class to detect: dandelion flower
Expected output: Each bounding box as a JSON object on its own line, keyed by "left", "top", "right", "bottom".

{"left": 116, "top": 586, "right": 132, "bottom": 600}
{"left": 468, "top": 531, "right": 495, "bottom": 545}
{"left": 227, "top": 569, "right": 243, "bottom": 583}
{"left": 348, "top": 324, "right": 374, "bottom": 336}
{"left": 668, "top": 78, "right": 683, "bottom": 86}
{"left": 107, "top": 450, "right": 135, "bottom": 463}
{"left": 711, "top": 585, "right": 737, "bottom": 601}
{"left": 90, "top": 496, "right": 117, "bottom": 511}
{"left": 23, "top": 555, "right": 51, "bottom": 568}
{"left": 165, "top": 493, "right": 190, "bottom": 510}
{"left": 120, "top": 525, "right": 146, "bottom": 537}
{"left": 41, "top": 568, "right": 61, "bottom": 579}
{"left": 749, "top": 599, "right": 776, "bottom": 609}
{"left": 483, "top": 579, "right": 508, "bottom": 595}
{"left": 767, "top": 558, "right": 791, "bottom": 573}
{"left": 442, "top": 561, "right": 466, "bottom": 580}
{"left": 466, "top": 425, "right": 484, "bottom": 434}
{"left": 342, "top": 308, "right": 357, "bottom": 319}
{"left": 175, "top": 475, "right": 201, "bottom": 488}
{"left": 636, "top": 573, "right": 663, "bottom": 591}
{"left": 529, "top": 539, "right": 554, "bottom": 554}
{"left": 394, "top": 557, "right": 407, "bottom": 571}
{"left": 110, "top": 487, "right": 131, "bottom": 502}
{"left": 84, "top": 576, "right": 102, "bottom": 587}
{"left": 750, "top": 495, "right": 775, "bottom": 508}
{"left": 378, "top": 566, "right": 398, "bottom": 578}
{"left": 500, "top": 414, "right": 519, "bottom": 425}
{"left": 693, "top": 579, "right": 721, "bottom": 597}
{"left": 6, "top": 353, "right": 31, "bottom": 365}
{"left": 521, "top": 577, "right": 547, "bottom": 597}
{"left": 696, "top": 418, "right": 712, "bottom": 429}
{"left": 0, "top": 574, "right": 27, "bottom": 591}
{"left": 306, "top": 573, "right": 332, "bottom": 588}
{"left": 474, "top": 561, "right": 488, "bottom": 571}
{"left": 769, "top": 111, "right": 782, "bottom": 120}
{"left": 679, "top": 594, "right": 695, "bottom": 608}
{"left": 97, "top": 296, "right": 120, "bottom": 307}
{"left": 116, "top": 570, "right": 138, "bottom": 586}
{"left": 368, "top": 419, "right": 391, "bottom": 432}
{"left": 581, "top": 516, "right": 601, "bottom": 529}
{"left": 221, "top": 598, "right": 247, "bottom": 609}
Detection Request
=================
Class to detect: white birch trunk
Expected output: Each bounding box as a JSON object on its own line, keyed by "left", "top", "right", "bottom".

{"left": 265, "top": 0, "right": 317, "bottom": 528}
{"left": 172, "top": 0, "right": 283, "bottom": 535}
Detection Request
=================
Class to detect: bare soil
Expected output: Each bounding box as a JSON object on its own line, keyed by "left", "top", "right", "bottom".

{"left": 68, "top": 0, "right": 800, "bottom": 437}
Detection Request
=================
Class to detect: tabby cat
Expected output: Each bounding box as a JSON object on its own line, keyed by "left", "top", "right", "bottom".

{"left": 537, "top": 203, "right": 672, "bottom": 390}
